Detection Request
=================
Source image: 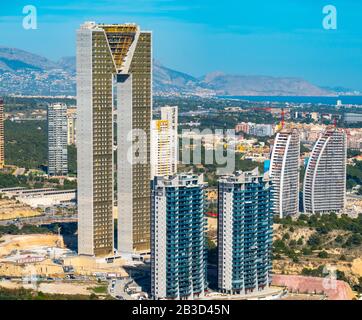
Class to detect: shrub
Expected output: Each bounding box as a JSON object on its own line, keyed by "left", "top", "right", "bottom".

{"left": 302, "top": 247, "right": 312, "bottom": 256}
{"left": 282, "top": 233, "right": 290, "bottom": 241}
{"left": 289, "top": 239, "right": 297, "bottom": 247}
{"left": 345, "top": 234, "right": 362, "bottom": 247}
{"left": 335, "top": 235, "right": 344, "bottom": 244}
{"left": 318, "top": 250, "right": 329, "bottom": 259}
{"left": 307, "top": 234, "right": 322, "bottom": 247}
{"left": 339, "top": 254, "right": 347, "bottom": 261}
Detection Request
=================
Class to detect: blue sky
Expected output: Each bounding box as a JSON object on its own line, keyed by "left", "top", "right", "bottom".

{"left": 1, "top": 0, "right": 362, "bottom": 90}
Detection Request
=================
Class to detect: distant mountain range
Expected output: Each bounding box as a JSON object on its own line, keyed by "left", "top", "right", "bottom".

{"left": 0, "top": 46, "right": 342, "bottom": 97}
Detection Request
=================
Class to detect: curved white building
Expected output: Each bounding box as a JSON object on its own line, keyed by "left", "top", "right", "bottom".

{"left": 270, "top": 128, "right": 300, "bottom": 218}
{"left": 303, "top": 128, "right": 347, "bottom": 215}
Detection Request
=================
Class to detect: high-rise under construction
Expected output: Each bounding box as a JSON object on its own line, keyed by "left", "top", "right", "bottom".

{"left": 77, "top": 22, "right": 152, "bottom": 256}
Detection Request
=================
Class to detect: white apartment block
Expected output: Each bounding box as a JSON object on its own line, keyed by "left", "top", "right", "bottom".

{"left": 151, "top": 106, "right": 178, "bottom": 178}
{"left": 303, "top": 128, "right": 347, "bottom": 214}
{"left": 270, "top": 128, "right": 300, "bottom": 218}
{"left": 48, "top": 103, "right": 68, "bottom": 177}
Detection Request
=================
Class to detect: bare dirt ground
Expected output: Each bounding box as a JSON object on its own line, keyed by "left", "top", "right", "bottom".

{"left": 62, "top": 255, "right": 129, "bottom": 277}
{"left": 0, "top": 234, "right": 63, "bottom": 257}
{"left": 0, "top": 234, "right": 129, "bottom": 278}
{"left": 0, "top": 280, "right": 99, "bottom": 295}
{"left": 0, "top": 199, "right": 41, "bottom": 221}
{"left": 207, "top": 217, "right": 217, "bottom": 243}
{"left": 207, "top": 217, "right": 217, "bottom": 232}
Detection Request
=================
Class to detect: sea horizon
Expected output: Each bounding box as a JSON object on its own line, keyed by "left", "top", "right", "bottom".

{"left": 218, "top": 95, "right": 362, "bottom": 105}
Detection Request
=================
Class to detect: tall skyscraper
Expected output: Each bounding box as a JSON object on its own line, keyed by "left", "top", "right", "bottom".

{"left": 47, "top": 103, "right": 68, "bottom": 177}
{"left": 0, "top": 98, "right": 4, "bottom": 169}
{"left": 218, "top": 168, "right": 273, "bottom": 295}
{"left": 303, "top": 128, "right": 347, "bottom": 215}
{"left": 151, "top": 106, "right": 178, "bottom": 178}
{"left": 269, "top": 128, "right": 300, "bottom": 218}
{"left": 77, "top": 22, "right": 151, "bottom": 256}
{"left": 67, "top": 107, "right": 76, "bottom": 145}
{"left": 151, "top": 173, "right": 207, "bottom": 300}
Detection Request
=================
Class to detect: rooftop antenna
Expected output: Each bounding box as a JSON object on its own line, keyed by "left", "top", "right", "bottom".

{"left": 281, "top": 108, "right": 285, "bottom": 129}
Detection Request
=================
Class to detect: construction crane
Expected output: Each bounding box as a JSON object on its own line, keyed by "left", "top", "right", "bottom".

{"left": 275, "top": 108, "right": 285, "bottom": 133}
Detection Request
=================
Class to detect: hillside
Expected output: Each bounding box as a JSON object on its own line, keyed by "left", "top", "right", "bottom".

{"left": 0, "top": 47, "right": 75, "bottom": 96}
{"left": 0, "top": 46, "right": 59, "bottom": 71}
{"left": 0, "top": 46, "right": 334, "bottom": 97}
{"left": 200, "top": 72, "right": 331, "bottom": 96}
{"left": 273, "top": 214, "right": 362, "bottom": 294}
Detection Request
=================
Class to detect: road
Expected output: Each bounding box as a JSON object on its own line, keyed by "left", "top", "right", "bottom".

{"left": 0, "top": 215, "right": 77, "bottom": 226}
{"left": 108, "top": 278, "right": 135, "bottom": 300}
{"left": 346, "top": 193, "right": 362, "bottom": 200}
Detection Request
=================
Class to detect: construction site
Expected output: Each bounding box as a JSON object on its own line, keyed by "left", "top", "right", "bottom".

{"left": 0, "top": 232, "right": 133, "bottom": 297}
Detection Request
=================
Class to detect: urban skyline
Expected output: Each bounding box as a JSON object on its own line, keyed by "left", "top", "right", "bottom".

{"left": 0, "top": 1, "right": 361, "bottom": 304}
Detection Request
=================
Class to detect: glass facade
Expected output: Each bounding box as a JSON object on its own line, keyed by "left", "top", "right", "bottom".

{"left": 48, "top": 103, "right": 68, "bottom": 177}
{"left": 218, "top": 168, "right": 273, "bottom": 294}
{"left": 151, "top": 174, "right": 207, "bottom": 300}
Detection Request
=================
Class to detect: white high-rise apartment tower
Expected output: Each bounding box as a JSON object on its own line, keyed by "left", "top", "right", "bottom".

{"left": 48, "top": 103, "right": 68, "bottom": 177}
{"left": 151, "top": 106, "right": 178, "bottom": 178}
{"left": 151, "top": 173, "right": 207, "bottom": 299}
{"left": 217, "top": 169, "right": 273, "bottom": 294}
{"left": 303, "top": 128, "right": 347, "bottom": 215}
{"left": 269, "top": 128, "right": 300, "bottom": 218}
